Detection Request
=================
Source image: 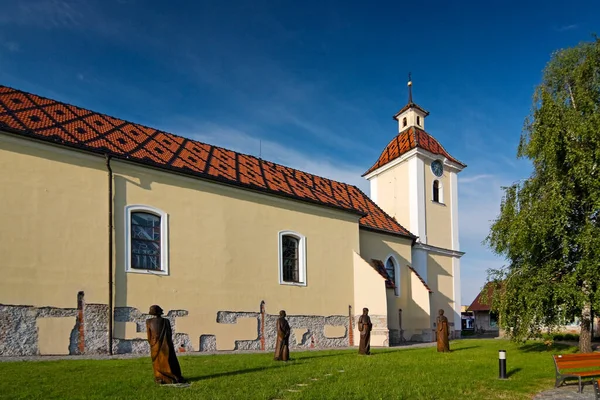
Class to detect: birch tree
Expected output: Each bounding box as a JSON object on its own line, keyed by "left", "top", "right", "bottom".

{"left": 486, "top": 37, "right": 600, "bottom": 353}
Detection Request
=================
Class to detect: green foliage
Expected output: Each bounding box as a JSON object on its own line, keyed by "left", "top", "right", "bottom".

{"left": 485, "top": 37, "right": 600, "bottom": 345}
{"left": 0, "top": 340, "right": 579, "bottom": 400}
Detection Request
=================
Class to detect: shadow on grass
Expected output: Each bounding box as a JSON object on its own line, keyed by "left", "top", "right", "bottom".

{"left": 518, "top": 342, "right": 575, "bottom": 353}
{"left": 448, "top": 346, "right": 480, "bottom": 352}
{"left": 507, "top": 368, "right": 522, "bottom": 378}
{"left": 186, "top": 363, "right": 300, "bottom": 382}
{"left": 293, "top": 352, "right": 356, "bottom": 361}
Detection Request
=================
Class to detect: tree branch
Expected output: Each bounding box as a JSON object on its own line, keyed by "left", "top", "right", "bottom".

{"left": 567, "top": 81, "right": 577, "bottom": 110}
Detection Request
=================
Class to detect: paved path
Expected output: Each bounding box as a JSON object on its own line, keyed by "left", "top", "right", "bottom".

{"left": 533, "top": 384, "right": 596, "bottom": 399}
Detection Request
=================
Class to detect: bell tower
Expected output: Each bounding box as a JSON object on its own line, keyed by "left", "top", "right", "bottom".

{"left": 362, "top": 75, "right": 466, "bottom": 339}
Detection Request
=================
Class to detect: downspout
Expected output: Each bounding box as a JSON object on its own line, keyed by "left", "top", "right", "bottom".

{"left": 106, "top": 155, "right": 114, "bottom": 355}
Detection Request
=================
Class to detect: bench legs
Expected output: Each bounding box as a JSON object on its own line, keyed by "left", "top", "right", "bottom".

{"left": 556, "top": 375, "right": 584, "bottom": 393}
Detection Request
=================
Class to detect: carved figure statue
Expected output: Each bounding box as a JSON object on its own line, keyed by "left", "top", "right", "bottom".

{"left": 358, "top": 307, "right": 373, "bottom": 355}
{"left": 274, "top": 310, "right": 291, "bottom": 361}
{"left": 146, "top": 305, "right": 187, "bottom": 384}
{"left": 436, "top": 309, "right": 450, "bottom": 352}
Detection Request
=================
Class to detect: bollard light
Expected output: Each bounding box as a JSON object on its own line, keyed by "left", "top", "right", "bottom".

{"left": 499, "top": 350, "right": 507, "bottom": 379}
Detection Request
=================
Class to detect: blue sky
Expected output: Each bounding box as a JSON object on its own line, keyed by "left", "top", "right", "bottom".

{"left": 1, "top": 0, "right": 599, "bottom": 305}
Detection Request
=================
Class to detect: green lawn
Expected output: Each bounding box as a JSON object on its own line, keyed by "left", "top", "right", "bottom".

{"left": 0, "top": 339, "right": 579, "bottom": 400}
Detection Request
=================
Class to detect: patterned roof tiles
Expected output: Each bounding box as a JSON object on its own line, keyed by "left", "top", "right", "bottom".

{"left": 363, "top": 126, "right": 466, "bottom": 176}
{"left": 0, "top": 84, "right": 415, "bottom": 239}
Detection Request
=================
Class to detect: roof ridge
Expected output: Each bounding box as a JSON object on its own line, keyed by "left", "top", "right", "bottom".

{"left": 414, "top": 127, "right": 467, "bottom": 167}
{"left": 0, "top": 83, "right": 417, "bottom": 238}
{"left": 0, "top": 84, "right": 378, "bottom": 189}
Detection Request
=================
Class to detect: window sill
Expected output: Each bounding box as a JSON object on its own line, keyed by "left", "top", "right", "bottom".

{"left": 126, "top": 268, "right": 169, "bottom": 276}
{"left": 279, "top": 281, "right": 307, "bottom": 287}
{"left": 431, "top": 201, "right": 446, "bottom": 206}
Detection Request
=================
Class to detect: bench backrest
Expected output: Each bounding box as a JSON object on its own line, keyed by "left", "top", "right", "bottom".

{"left": 553, "top": 353, "right": 600, "bottom": 371}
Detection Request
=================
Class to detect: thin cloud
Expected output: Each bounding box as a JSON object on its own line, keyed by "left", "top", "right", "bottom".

{"left": 460, "top": 174, "right": 494, "bottom": 184}
{"left": 2, "top": 41, "right": 20, "bottom": 52}
{"left": 0, "top": 0, "right": 84, "bottom": 28}
{"left": 555, "top": 24, "right": 579, "bottom": 32}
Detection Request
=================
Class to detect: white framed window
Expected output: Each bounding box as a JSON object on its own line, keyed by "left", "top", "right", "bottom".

{"left": 125, "top": 205, "right": 169, "bottom": 275}
{"left": 278, "top": 231, "right": 307, "bottom": 286}
{"left": 385, "top": 255, "right": 400, "bottom": 297}
{"left": 433, "top": 180, "right": 444, "bottom": 203}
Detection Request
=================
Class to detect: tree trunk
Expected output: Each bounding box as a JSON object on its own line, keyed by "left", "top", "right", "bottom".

{"left": 579, "top": 303, "right": 593, "bottom": 353}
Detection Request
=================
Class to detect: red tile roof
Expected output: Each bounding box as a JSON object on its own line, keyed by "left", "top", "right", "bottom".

{"left": 407, "top": 265, "right": 433, "bottom": 293}
{"left": 0, "top": 84, "right": 415, "bottom": 239}
{"left": 370, "top": 259, "right": 395, "bottom": 289}
{"left": 362, "top": 126, "right": 466, "bottom": 176}
{"left": 467, "top": 283, "right": 496, "bottom": 311}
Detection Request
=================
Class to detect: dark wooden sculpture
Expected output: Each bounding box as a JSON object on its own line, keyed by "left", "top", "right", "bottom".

{"left": 146, "top": 305, "right": 187, "bottom": 384}
{"left": 274, "top": 310, "right": 291, "bottom": 361}
{"left": 358, "top": 307, "right": 373, "bottom": 355}
{"left": 436, "top": 308, "right": 450, "bottom": 353}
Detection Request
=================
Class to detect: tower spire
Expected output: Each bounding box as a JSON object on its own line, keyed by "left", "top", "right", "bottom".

{"left": 407, "top": 72, "right": 413, "bottom": 104}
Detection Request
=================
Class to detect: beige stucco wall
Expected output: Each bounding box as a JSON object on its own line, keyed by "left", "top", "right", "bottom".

{"left": 0, "top": 135, "right": 108, "bottom": 308}
{"left": 352, "top": 251, "right": 388, "bottom": 346}
{"left": 423, "top": 159, "right": 452, "bottom": 249}
{"left": 358, "top": 230, "right": 430, "bottom": 340}
{"left": 427, "top": 253, "right": 455, "bottom": 327}
{"left": 36, "top": 317, "right": 76, "bottom": 355}
{"left": 0, "top": 133, "right": 361, "bottom": 352}
{"left": 113, "top": 160, "right": 360, "bottom": 350}
{"left": 369, "top": 161, "right": 411, "bottom": 230}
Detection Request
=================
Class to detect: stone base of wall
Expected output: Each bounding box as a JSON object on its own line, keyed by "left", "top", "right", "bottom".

{"left": 0, "top": 293, "right": 352, "bottom": 356}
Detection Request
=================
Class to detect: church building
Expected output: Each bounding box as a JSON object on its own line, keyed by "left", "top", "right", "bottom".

{"left": 0, "top": 79, "right": 465, "bottom": 356}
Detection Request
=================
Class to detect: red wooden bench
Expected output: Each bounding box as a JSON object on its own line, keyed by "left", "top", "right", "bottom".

{"left": 553, "top": 353, "right": 600, "bottom": 393}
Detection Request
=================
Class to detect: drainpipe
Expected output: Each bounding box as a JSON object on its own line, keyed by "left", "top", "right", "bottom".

{"left": 106, "top": 155, "right": 114, "bottom": 355}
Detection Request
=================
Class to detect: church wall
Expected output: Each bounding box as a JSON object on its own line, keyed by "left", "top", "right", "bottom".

{"left": 352, "top": 251, "right": 388, "bottom": 347}
{"left": 112, "top": 160, "right": 360, "bottom": 353}
{"left": 358, "top": 230, "right": 430, "bottom": 343}
{"left": 0, "top": 135, "right": 109, "bottom": 309}
{"left": 426, "top": 253, "right": 457, "bottom": 334}
{"left": 368, "top": 162, "right": 411, "bottom": 230}
{"left": 0, "top": 133, "right": 360, "bottom": 356}
{"left": 423, "top": 158, "right": 452, "bottom": 249}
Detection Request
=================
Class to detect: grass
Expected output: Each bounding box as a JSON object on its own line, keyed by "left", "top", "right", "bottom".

{"left": 0, "top": 339, "right": 581, "bottom": 400}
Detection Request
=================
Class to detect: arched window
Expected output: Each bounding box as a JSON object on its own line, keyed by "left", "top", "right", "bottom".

{"left": 417, "top": 116, "right": 421, "bottom": 126}
{"left": 433, "top": 180, "right": 440, "bottom": 203}
{"left": 278, "top": 231, "right": 307, "bottom": 286}
{"left": 125, "top": 205, "right": 169, "bottom": 275}
{"left": 385, "top": 256, "right": 400, "bottom": 296}
{"left": 402, "top": 117, "right": 407, "bottom": 127}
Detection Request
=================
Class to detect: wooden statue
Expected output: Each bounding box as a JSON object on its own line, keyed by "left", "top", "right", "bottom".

{"left": 146, "top": 305, "right": 187, "bottom": 384}
{"left": 436, "top": 308, "right": 450, "bottom": 352}
{"left": 274, "top": 310, "right": 291, "bottom": 361}
{"left": 358, "top": 307, "right": 373, "bottom": 355}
